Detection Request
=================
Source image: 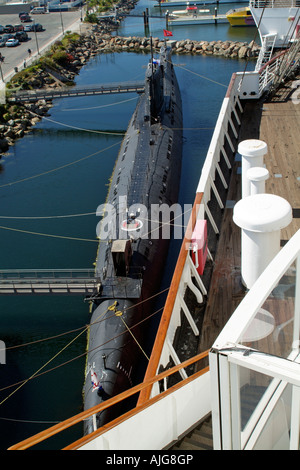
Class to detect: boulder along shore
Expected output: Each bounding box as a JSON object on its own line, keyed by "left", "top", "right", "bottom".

{"left": 0, "top": 23, "right": 260, "bottom": 155}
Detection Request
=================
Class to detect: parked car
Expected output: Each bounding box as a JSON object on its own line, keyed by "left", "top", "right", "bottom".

{"left": 14, "top": 31, "right": 28, "bottom": 42}
{"left": 31, "top": 23, "right": 43, "bottom": 32}
{"left": 13, "top": 24, "right": 24, "bottom": 32}
{"left": 20, "top": 14, "right": 31, "bottom": 23}
{"left": 24, "top": 24, "right": 32, "bottom": 32}
{"left": 0, "top": 38, "right": 6, "bottom": 47}
{"left": 31, "top": 7, "right": 46, "bottom": 14}
{"left": 2, "top": 34, "right": 14, "bottom": 42}
{"left": 4, "top": 25, "right": 14, "bottom": 33}
{"left": 0, "top": 25, "right": 4, "bottom": 33}
{"left": 6, "top": 38, "right": 19, "bottom": 47}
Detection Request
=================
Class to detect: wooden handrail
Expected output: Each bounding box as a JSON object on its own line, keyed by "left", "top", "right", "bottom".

{"left": 225, "top": 73, "right": 237, "bottom": 98}
{"left": 137, "top": 191, "right": 204, "bottom": 406}
{"left": 8, "top": 349, "right": 209, "bottom": 450}
{"left": 258, "top": 49, "right": 287, "bottom": 74}
{"left": 65, "top": 362, "right": 210, "bottom": 450}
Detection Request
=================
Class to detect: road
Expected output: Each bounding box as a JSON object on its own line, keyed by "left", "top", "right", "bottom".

{"left": 0, "top": 10, "right": 86, "bottom": 82}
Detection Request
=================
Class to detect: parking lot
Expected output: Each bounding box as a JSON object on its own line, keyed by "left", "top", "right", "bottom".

{"left": 0, "top": 9, "right": 84, "bottom": 81}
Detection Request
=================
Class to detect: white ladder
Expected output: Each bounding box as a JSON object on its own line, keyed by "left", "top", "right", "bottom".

{"left": 255, "top": 33, "right": 277, "bottom": 71}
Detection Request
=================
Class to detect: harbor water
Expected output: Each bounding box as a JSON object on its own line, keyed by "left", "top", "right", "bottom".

{"left": 0, "top": 1, "right": 257, "bottom": 449}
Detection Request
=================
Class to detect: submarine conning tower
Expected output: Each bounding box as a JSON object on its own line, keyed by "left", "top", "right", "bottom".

{"left": 146, "top": 46, "right": 173, "bottom": 123}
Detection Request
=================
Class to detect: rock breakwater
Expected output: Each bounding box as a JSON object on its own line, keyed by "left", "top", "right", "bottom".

{"left": 90, "top": 33, "right": 260, "bottom": 59}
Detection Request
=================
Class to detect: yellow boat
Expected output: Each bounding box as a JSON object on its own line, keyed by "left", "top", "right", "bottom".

{"left": 226, "top": 7, "right": 256, "bottom": 27}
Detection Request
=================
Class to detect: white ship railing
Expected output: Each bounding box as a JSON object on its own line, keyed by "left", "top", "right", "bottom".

{"left": 249, "top": 0, "right": 300, "bottom": 8}
{"left": 258, "top": 51, "right": 283, "bottom": 92}
{"left": 210, "top": 229, "right": 300, "bottom": 450}
{"left": 248, "top": 41, "right": 300, "bottom": 96}
{"left": 259, "top": 47, "right": 300, "bottom": 93}
{"left": 138, "top": 56, "right": 294, "bottom": 403}
{"left": 138, "top": 72, "right": 244, "bottom": 404}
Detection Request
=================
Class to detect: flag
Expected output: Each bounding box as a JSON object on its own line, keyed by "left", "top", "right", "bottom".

{"left": 91, "top": 369, "right": 100, "bottom": 392}
{"left": 163, "top": 29, "right": 173, "bottom": 37}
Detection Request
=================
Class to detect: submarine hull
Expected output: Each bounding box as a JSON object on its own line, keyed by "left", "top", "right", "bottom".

{"left": 83, "top": 45, "right": 183, "bottom": 433}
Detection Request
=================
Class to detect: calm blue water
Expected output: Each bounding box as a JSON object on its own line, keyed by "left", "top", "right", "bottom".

{"left": 0, "top": 1, "right": 256, "bottom": 449}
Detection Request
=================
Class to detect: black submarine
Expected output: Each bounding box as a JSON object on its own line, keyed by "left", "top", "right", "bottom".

{"left": 83, "top": 45, "right": 183, "bottom": 433}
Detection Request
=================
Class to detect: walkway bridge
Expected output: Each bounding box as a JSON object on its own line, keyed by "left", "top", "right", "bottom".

{"left": 0, "top": 268, "right": 142, "bottom": 298}
{"left": 8, "top": 81, "right": 145, "bottom": 103}
{"left": 0, "top": 269, "right": 98, "bottom": 295}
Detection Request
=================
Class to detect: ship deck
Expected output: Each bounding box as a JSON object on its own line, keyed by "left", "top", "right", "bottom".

{"left": 198, "top": 75, "right": 300, "bottom": 354}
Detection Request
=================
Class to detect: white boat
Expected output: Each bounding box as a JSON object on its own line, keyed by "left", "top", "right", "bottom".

{"left": 154, "top": 0, "right": 248, "bottom": 7}
{"left": 167, "top": 9, "right": 228, "bottom": 25}
{"left": 168, "top": 5, "right": 210, "bottom": 15}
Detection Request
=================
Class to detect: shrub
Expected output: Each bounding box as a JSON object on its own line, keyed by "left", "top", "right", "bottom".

{"left": 51, "top": 50, "right": 69, "bottom": 66}
{"left": 84, "top": 13, "right": 99, "bottom": 23}
{"left": 61, "top": 32, "right": 81, "bottom": 48}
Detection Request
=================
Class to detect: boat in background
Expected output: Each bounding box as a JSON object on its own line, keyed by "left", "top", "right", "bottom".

{"left": 167, "top": 7, "right": 228, "bottom": 25}
{"left": 154, "top": 0, "right": 248, "bottom": 7}
{"left": 226, "top": 6, "right": 255, "bottom": 26}
{"left": 168, "top": 5, "right": 210, "bottom": 15}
